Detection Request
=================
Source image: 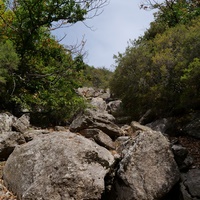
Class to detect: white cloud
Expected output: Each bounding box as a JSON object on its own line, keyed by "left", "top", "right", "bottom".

{"left": 52, "top": 0, "right": 155, "bottom": 70}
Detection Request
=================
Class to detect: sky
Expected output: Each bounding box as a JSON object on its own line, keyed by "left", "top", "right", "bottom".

{"left": 52, "top": 0, "right": 155, "bottom": 71}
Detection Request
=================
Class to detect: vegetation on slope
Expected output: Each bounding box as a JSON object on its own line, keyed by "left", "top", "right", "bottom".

{"left": 0, "top": 0, "right": 109, "bottom": 125}
{"left": 80, "top": 65, "right": 113, "bottom": 89}
{"left": 110, "top": 0, "right": 200, "bottom": 121}
{"left": 1, "top": 0, "right": 199, "bottom": 125}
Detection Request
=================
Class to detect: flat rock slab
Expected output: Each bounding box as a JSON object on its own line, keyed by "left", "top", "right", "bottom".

{"left": 70, "top": 109, "right": 122, "bottom": 139}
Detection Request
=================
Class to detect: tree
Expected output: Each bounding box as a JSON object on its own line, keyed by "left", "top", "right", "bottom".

{"left": 110, "top": 41, "right": 154, "bottom": 119}
{"left": 10, "top": 35, "right": 86, "bottom": 124}
{"left": 0, "top": 40, "right": 19, "bottom": 83}
{"left": 141, "top": 0, "right": 200, "bottom": 40}
{"left": 1, "top": 0, "right": 109, "bottom": 69}
{"left": 0, "top": 0, "right": 109, "bottom": 124}
{"left": 4, "top": 0, "right": 108, "bottom": 51}
{"left": 110, "top": 16, "right": 200, "bottom": 121}
{"left": 180, "top": 58, "right": 200, "bottom": 110}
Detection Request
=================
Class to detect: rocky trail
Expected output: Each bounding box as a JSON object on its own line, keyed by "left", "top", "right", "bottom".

{"left": 0, "top": 87, "right": 199, "bottom": 200}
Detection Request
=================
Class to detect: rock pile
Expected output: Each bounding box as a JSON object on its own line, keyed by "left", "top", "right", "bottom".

{"left": 0, "top": 87, "right": 199, "bottom": 200}
{"left": 146, "top": 113, "right": 200, "bottom": 200}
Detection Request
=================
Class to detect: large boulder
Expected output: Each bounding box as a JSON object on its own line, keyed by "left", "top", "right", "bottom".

{"left": 3, "top": 131, "right": 115, "bottom": 200}
{"left": 114, "top": 129, "right": 180, "bottom": 200}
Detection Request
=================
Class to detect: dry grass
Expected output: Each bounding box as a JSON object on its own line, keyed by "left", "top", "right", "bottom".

{"left": 0, "top": 162, "right": 17, "bottom": 200}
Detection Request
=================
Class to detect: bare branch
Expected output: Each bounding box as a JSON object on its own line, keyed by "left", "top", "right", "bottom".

{"left": 140, "top": 0, "right": 166, "bottom": 10}
{"left": 64, "top": 34, "right": 88, "bottom": 58}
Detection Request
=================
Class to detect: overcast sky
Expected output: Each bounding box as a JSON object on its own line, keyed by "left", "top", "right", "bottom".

{"left": 52, "top": 0, "right": 155, "bottom": 71}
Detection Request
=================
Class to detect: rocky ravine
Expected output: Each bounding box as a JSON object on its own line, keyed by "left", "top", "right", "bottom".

{"left": 0, "top": 87, "right": 199, "bottom": 200}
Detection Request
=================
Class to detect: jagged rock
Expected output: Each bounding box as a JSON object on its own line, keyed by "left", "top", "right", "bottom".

{"left": 180, "top": 183, "right": 193, "bottom": 200}
{"left": 120, "top": 124, "right": 139, "bottom": 137}
{"left": 115, "top": 136, "right": 131, "bottom": 155}
{"left": 120, "top": 125, "right": 132, "bottom": 136}
{"left": 76, "top": 87, "right": 110, "bottom": 100}
{"left": 180, "top": 169, "right": 200, "bottom": 200}
{"left": 130, "top": 121, "right": 152, "bottom": 132}
{"left": 0, "top": 113, "right": 16, "bottom": 133}
{"left": 0, "top": 132, "right": 26, "bottom": 160}
{"left": 70, "top": 109, "right": 122, "bottom": 139}
{"left": 107, "top": 100, "right": 122, "bottom": 116}
{"left": 3, "top": 131, "right": 115, "bottom": 200}
{"left": 76, "top": 87, "right": 96, "bottom": 99}
{"left": 91, "top": 120, "right": 123, "bottom": 140}
{"left": 172, "top": 144, "right": 193, "bottom": 171}
{"left": 114, "top": 129, "right": 180, "bottom": 200}
{"left": 80, "top": 128, "right": 115, "bottom": 150}
{"left": 90, "top": 97, "right": 107, "bottom": 111}
{"left": 12, "top": 114, "right": 30, "bottom": 133}
{"left": 99, "top": 88, "right": 110, "bottom": 100}
{"left": 69, "top": 114, "right": 91, "bottom": 132}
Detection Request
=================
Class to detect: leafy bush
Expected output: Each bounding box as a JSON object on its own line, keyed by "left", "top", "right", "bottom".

{"left": 0, "top": 0, "right": 108, "bottom": 125}
{"left": 0, "top": 40, "right": 19, "bottom": 82}
{"left": 10, "top": 36, "right": 86, "bottom": 124}
{"left": 0, "top": 40, "right": 19, "bottom": 106}
{"left": 81, "top": 66, "right": 113, "bottom": 89}
{"left": 110, "top": 16, "right": 200, "bottom": 120}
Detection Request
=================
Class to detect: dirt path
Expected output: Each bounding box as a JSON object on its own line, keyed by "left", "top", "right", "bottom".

{"left": 178, "top": 136, "right": 200, "bottom": 169}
